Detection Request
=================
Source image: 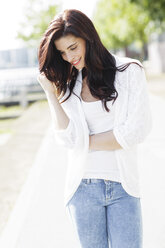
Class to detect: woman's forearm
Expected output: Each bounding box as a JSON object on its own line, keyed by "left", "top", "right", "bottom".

{"left": 46, "top": 91, "right": 69, "bottom": 130}
{"left": 37, "top": 74, "right": 70, "bottom": 130}
{"left": 89, "top": 130, "right": 122, "bottom": 151}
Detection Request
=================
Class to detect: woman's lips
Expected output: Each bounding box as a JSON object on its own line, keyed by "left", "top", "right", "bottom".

{"left": 72, "top": 58, "right": 81, "bottom": 66}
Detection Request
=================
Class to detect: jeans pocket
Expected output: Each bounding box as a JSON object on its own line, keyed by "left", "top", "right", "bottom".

{"left": 119, "top": 183, "right": 140, "bottom": 199}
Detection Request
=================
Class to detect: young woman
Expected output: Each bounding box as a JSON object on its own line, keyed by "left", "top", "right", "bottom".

{"left": 37, "top": 9, "right": 152, "bottom": 248}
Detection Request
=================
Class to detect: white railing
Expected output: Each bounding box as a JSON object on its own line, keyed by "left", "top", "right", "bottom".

{"left": 0, "top": 67, "right": 46, "bottom": 107}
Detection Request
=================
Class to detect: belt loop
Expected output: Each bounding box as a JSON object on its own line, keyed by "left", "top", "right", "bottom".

{"left": 87, "top": 179, "right": 91, "bottom": 184}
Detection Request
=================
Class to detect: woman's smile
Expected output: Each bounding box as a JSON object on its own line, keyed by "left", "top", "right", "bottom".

{"left": 71, "top": 58, "right": 81, "bottom": 66}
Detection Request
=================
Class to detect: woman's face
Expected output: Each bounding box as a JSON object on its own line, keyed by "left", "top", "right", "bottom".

{"left": 54, "top": 34, "right": 86, "bottom": 70}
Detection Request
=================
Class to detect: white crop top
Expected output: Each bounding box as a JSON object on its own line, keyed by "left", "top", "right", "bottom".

{"left": 81, "top": 98, "right": 121, "bottom": 182}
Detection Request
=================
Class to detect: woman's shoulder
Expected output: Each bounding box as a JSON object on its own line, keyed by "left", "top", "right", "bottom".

{"left": 113, "top": 53, "right": 144, "bottom": 78}
{"left": 112, "top": 54, "right": 145, "bottom": 91}
{"left": 112, "top": 53, "right": 142, "bottom": 67}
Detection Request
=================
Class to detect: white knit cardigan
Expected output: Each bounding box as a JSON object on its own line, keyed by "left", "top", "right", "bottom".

{"left": 52, "top": 55, "right": 152, "bottom": 207}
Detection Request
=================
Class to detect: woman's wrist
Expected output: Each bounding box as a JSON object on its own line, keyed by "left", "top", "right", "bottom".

{"left": 45, "top": 90, "right": 58, "bottom": 99}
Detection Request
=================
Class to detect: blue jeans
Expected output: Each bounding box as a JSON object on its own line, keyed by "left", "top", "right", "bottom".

{"left": 67, "top": 179, "right": 143, "bottom": 248}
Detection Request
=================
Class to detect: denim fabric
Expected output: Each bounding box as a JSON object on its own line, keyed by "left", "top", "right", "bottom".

{"left": 67, "top": 179, "right": 143, "bottom": 248}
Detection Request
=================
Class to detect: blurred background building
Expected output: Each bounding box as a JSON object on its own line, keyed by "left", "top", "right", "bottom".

{"left": 0, "top": 47, "right": 43, "bottom": 106}
{"left": 0, "top": 47, "right": 37, "bottom": 69}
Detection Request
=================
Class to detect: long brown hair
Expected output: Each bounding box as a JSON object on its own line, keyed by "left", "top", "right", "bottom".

{"left": 38, "top": 9, "right": 141, "bottom": 112}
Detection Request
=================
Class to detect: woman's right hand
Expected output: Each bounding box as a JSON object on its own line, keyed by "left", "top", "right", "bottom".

{"left": 37, "top": 73, "right": 56, "bottom": 94}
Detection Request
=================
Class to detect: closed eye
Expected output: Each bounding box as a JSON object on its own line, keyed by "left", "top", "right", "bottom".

{"left": 70, "top": 46, "right": 77, "bottom": 50}
{"left": 59, "top": 46, "right": 77, "bottom": 55}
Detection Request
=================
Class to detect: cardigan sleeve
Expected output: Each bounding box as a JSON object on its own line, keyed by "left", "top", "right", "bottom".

{"left": 50, "top": 92, "right": 79, "bottom": 149}
{"left": 51, "top": 118, "right": 77, "bottom": 149}
{"left": 113, "top": 63, "right": 152, "bottom": 150}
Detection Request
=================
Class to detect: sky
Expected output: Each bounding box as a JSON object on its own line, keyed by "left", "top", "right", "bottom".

{"left": 0, "top": 0, "right": 98, "bottom": 51}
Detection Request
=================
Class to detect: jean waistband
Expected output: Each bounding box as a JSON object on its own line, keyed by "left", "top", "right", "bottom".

{"left": 82, "top": 178, "right": 121, "bottom": 184}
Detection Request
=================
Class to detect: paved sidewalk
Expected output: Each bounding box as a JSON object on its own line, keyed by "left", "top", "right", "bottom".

{"left": 0, "top": 101, "right": 51, "bottom": 233}
{"left": 147, "top": 73, "right": 165, "bottom": 99}
{"left": 139, "top": 93, "right": 165, "bottom": 248}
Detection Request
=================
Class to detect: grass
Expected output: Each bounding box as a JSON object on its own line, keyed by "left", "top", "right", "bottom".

{"left": 0, "top": 100, "right": 48, "bottom": 136}
{"left": 0, "top": 129, "right": 13, "bottom": 134}
{"left": 0, "top": 105, "right": 23, "bottom": 113}
{"left": 0, "top": 103, "right": 28, "bottom": 135}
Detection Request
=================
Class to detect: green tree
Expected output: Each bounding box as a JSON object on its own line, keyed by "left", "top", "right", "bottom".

{"left": 130, "top": 0, "right": 165, "bottom": 24}
{"left": 17, "top": 0, "right": 60, "bottom": 47}
{"left": 93, "top": 0, "right": 154, "bottom": 57}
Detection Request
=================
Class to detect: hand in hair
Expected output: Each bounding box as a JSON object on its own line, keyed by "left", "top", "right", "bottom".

{"left": 37, "top": 73, "right": 57, "bottom": 95}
